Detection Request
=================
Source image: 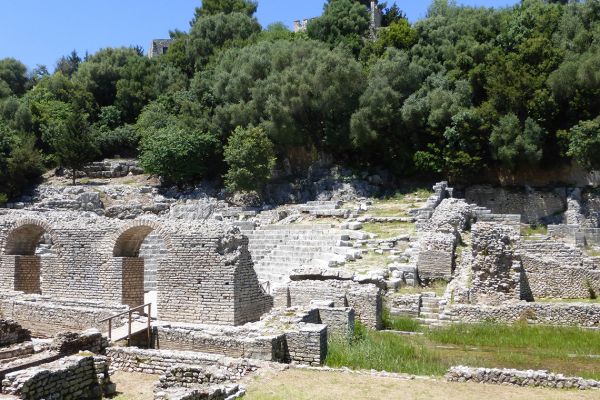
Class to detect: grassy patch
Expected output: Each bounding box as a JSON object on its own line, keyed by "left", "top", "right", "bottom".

{"left": 326, "top": 322, "right": 600, "bottom": 380}
{"left": 520, "top": 224, "right": 548, "bottom": 237}
{"left": 326, "top": 324, "right": 445, "bottom": 376}
{"left": 362, "top": 221, "right": 415, "bottom": 239}
{"left": 396, "top": 280, "right": 448, "bottom": 297}
{"left": 383, "top": 308, "right": 421, "bottom": 332}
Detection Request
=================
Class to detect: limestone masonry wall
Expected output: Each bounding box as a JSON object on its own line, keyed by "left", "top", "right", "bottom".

{"left": 446, "top": 366, "right": 600, "bottom": 390}
{"left": 447, "top": 302, "right": 600, "bottom": 327}
{"left": 521, "top": 254, "right": 600, "bottom": 299}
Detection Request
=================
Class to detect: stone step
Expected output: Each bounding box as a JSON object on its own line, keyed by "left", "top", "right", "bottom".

{"left": 420, "top": 306, "right": 439, "bottom": 313}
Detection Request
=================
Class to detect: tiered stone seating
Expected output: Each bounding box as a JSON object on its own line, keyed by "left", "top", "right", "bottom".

{"left": 242, "top": 225, "right": 358, "bottom": 287}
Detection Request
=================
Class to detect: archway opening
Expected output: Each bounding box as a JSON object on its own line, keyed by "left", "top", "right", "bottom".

{"left": 113, "top": 225, "right": 166, "bottom": 316}
{"left": 4, "top": 224, "right": 54, "bottom": 294}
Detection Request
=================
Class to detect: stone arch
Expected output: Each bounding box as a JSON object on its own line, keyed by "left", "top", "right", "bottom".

{"left": 2, "top": 218, "right": 58, "bottom": 295}
{"left": 110, "top": 220, "right": 172, "bottom": 312}
{"left": 111, "top": 220, "right": 173, "bottom": 257}
{"left": 4, "top": 218, "right": 57, "bottom": 256}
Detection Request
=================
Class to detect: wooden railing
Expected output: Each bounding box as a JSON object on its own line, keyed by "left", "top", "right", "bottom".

{"left": 99, "top": 303, "right": 152, "bottom": 346}
{"left": 259, "top": 280, "right": 270, "bottom": 295}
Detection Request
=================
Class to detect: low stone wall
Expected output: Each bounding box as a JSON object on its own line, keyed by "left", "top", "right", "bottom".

{"left": 0, "top": 342, "right": 34, "bottom": 361}
{"left": 387, "top": 294, "right": 421, "bottom": 317}
{"left": 0, "top": 320, "right": 30, "bottom": 347}
{"left": 1, "top": 354, "right": 115, "bottom": 398}
{"left": 50, "top": 329, "right": 107, "bottom": 355}
{"left": 522, "top": 255, "right": 600, "bottom": 299}
{"left": 447, "top": 302, "right": 600, "bottom": 327}
{"left": 155, "top": 325, "right": 285, "bottom": 362}
{"left": 106, "top": 347, "right": 265, "bottom": 377}
{"left": 446, "top": 366, "right": 600, "bottom": 390}
{"left": 0, "top": 296, "right": 127, "bottom": 337}
{"left": 154, "top": 384, "right": 243, "bottom": 400}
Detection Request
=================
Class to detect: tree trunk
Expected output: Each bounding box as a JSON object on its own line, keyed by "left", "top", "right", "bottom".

{"left": 72, "top": 168, "right": 76, "bottom": 185}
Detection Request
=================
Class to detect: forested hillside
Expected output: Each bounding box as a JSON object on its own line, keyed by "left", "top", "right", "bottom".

{"left": 1, "top": 0, "right": 600, "bottom": 200}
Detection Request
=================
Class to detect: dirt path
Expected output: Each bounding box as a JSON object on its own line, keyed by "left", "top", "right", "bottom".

{"left": 108, "top": 371, "right": 159, "bottom": 400}
{"left": 244, "top": 368, "right": 600, "bottom": 400}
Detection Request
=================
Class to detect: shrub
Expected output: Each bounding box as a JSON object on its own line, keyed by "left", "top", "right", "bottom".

{"left": 223, "top": 126, "right": 276, "bottom": 192}
{"left": 139, "top": 126, "right": 219, "bottom": 186}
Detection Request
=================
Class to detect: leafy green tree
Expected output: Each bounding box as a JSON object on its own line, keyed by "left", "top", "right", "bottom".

{"left": 207, "top": 39, "right": 364, "bottom": 157}
{"left": 45, "top": 113, "right": 99, "bottom": 184}
{"left": 187, "top": 12, "right": 261, "bottom": 69}
{"left": 371, "top": 19, "right": 417, "bottom": 55}
{"left": 0, "top": 58, "right": 28, "bottom": 96}
{"left": 307, "top": 0, "right": 370, "bottom": 55}
{"left": 191, "top": 0, "right": 257, "bottom": 23}
{"left": 567, "top": 118, "right": 600, "bottom": 170}
{"left": 223, "top": 126, "right": 276, "bottom": 192}
{"left": 139, "top": 126, "right": 220, "bottom": 185}
{"left": 55, "top": 50, "right": 82, "bottom": 78}
{"left": 490, "top": 114, "right": 545, "bottom": 169}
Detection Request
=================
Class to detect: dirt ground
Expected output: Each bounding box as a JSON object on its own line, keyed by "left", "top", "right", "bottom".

{"left": 108, "top": 371, "right": 158, "bottom": 400}
{"left": 243, "top": 368, "right": 600, "bottom": 400}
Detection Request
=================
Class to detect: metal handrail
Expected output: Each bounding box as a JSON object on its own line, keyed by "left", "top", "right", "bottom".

{"left": 100, "top": 303, "right": 152, "bottom": 347}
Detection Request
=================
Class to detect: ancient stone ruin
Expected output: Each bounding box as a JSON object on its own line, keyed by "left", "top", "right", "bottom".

{"left": 1, "top": 171, "right": 600, "bottom": 397}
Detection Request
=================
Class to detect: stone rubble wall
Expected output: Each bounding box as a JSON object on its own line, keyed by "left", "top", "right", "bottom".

{"left": 520, "top": 238, "right": 582, "bottom": 267}
{"left": 521, "top": 254, "right": 600, "bottom": 299}
{"left": 446, "top": 366, "right": 600, "bottom": 390}
{"left": 283, "top": 280, "right": 382, "bottom": 329}
{"left": 469, "top": 222, "right": 522, "bottom": 305}
{"left": 0, "top": 320, "right": 30, "bottom": 348}
{"left": 49, "top": 329, "right": 108, "bottom": 355}
{"left": 387, "top": 294, "right": 421, "bottom": 317}
{"left": 64, "top": 159, "right": 143, "bottom": 179}
{"left": 446, "top": 302, "right": 600, "bottom": 327}
{"left": 1, "top": 354, "right": 115, "bottom": 399}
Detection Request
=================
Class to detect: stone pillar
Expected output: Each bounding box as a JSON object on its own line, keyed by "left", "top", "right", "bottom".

{"left": 121, "top": 258, "right": 145, "bottom": 309}
{"left": 0, "top": 255, "right": 17, "bottom": 291}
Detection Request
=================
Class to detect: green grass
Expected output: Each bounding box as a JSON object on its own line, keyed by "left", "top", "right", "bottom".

{"left": 382, "top": 308, "right": 422, "bottom": 332}
{"left": 362, "top": 221, "right": 415, "bottom": 239}
{"left": 521, "top": 224, "right": 548, "bottom": 237}
{"left": 395, "top": 280, "right": 448, "bottom": 297}
{"left": 326, "top": 324, "right": 445, "bottom": 376}
{"left": 326, "top": 322, "right": 600, "bottom": 380}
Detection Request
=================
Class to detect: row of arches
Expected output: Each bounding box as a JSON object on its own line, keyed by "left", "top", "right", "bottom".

{"left": 2, "top": 219, "right": 169, "bottom": 315}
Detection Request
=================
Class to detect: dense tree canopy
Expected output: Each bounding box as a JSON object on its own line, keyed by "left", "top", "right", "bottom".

{"left": 3, "top": 0, "right": 600, "bottom": 199}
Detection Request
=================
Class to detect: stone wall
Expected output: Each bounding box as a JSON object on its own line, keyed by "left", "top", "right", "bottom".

{"left": 154, "top": 325, "right": 285, "bottom": 362}
{"left": 521, "top": 255, "right": 600, "bottom": 300}
{"left": 49, "top": 329, "right": 108, "bottom": 355}
{"left": 121, "top": 257, "right": 145, "bottom": 308}
{"left": 13, "top": 256, "right": 40, "bottom": 294}
{"left": 0, "top": 320, "right": 30, "bottom": 347}
{"left": 469, "top": 223, "right": 522, "bottom": 305}
{"left": 284, "top": 323, "right": 327, "bottom": 366}
{"left": 1, "top": 354, "right": 115, "bottom": 399}
{"left": 447, "top": 302, "right": 600, "bottom": 327}
{"left": 387, "top": 294, "right": 421, "bottom": 317}
{"left": 0, "top": 295, "right": 127, "bottom": 337}
{"left": 520, "top": 238, "right": 582, "bottom": 268}
{"left": 106, "top": 347, "right": 267, "bottom": 376}
{"left": 0, "top": 212, "right": 272, "bottom": 327}
{"left": 65, "top": 159, "right": 143, "bottom": 179}
{"left": 446, "top": 366, "right": 600, "bottom": 390}
{"left": 318, "top": 307, "right": 354, "bottom": 338}
{"left": 465, "top": 186, "right": 566, "bottom": 224}
{"left": 284, "top": 280, "right": 382, "bottom": 329}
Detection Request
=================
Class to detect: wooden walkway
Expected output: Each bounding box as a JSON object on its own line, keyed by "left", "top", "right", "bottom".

{"left": 105, "top": 321, "right": 149, "bottom": 342}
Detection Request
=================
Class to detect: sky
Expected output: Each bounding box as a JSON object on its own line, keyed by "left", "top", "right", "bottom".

{"left": 0, "top": 0, "right": 520, "bottom": 71}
